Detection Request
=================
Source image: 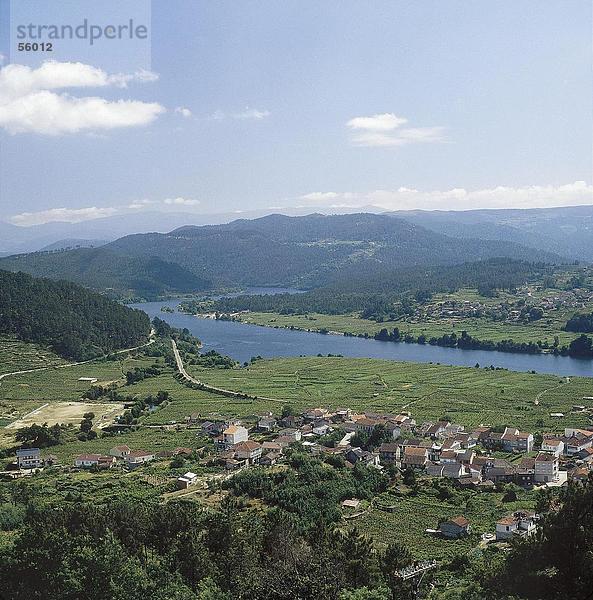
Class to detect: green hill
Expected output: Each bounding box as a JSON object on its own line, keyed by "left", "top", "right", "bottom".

{"left": 108, "top": 213, "right": 562, "bottom": 287}
{"left": 0, "top": 248, "right": 211, "bottom": 298}
{"left": 0, "top": 270, "right": 151, "bottom": 360}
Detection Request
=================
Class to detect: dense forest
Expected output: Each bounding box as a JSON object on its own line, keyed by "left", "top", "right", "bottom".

{"left": 0, "top": 270, "right": 150, "bottom": 360}
{"left": 565, "top": 311, "right": 593, "bottom": 333}
{"left": 0, "top": 248, "right": 211, "bottom": 299}
{"left": 186, "top": 259, "right": 553, "bottom": 317}
{"left": 0, "top": 454, "right": 590, "bottom": 599}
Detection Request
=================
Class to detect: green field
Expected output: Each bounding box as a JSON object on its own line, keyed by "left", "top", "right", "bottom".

{"left": 0, "top": 336, "right": 66, "bottom": 374}
{"left": 2, "top": 347, "right": 592, "bottom": 458}
{"left": 351, "top": 487, "right": 536, "bottom": 559}
{"left": 175, "top": 356, "right": 593, "bottom": 430}
{"left": 238, "top": 310, "right": 580, "bottom": 347}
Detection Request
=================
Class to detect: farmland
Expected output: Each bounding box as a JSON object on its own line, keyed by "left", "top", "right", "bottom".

{"left": 348, "top": 486, "right": 537, "bottom": 559}
{"left": 0, "top": 336, "right": 66, "bottom": 374}
{"left": 2, "top": 350, "right": 592, "bottom": 441}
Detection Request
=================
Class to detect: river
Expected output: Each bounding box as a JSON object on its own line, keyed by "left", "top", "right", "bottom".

{"left": 130, "top": 290, "right": 593, "bottom": 378}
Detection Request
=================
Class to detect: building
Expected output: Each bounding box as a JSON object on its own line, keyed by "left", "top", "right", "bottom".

{"left": 496, "top": 511, "right": 537, "bottom": 541}
{"left": 302, "top": 408, "right": 329, "bottom": 421}
{"left": 260, "top": 451, "right": 281, "bottom": 466}
{"left": 233, "top": 441, "right": 263, "bottom": 464}
{"left": 541, "top": 438, "right": 564, "bottom": 456}
{"left": 534, "top": 452, "right": 559, "bottom": 483}
{"left": 258, "top": 416, "right": 277, "bottom": 431}
{"left": 109, "top": 445, "right": 131, "bottom": 458}
{"left": 424, "top": 421, "right": 449, "bottom": 439}
{"left": 378, "top": 442, "right": 399, "bottom": 464}
{"left": 125, "top": 450, "right": 155, "bottom": 468}
{"left": 401, "top": 447, "right": 428, "bottom": 469}
{"left": 354, "top": 417, "right": 385, "bottom": 435}
{"left": 74, "top": 454, "right": 115, "bottom": 469}
{"left": 16, "top": 448, "right": 42, "bottom": 469}
{"left": 439, "top": 516, "right": 470, "bottom": 538}
{"left": 345, "top": 447, "right": 380, "bottom": 468}
{"left": 176, "top": 472, "right": 198, "bottom": 489}
{"left": 222, "top": 425, "right": 249, "bottom": 448}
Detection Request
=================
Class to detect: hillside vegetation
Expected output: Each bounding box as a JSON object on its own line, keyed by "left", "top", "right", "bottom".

{"left": 0, "top": 248, "right": 211, "bottom": 299}
{"left": 107, "top": 213, "right": 562, "bottom": 287}
{"left": 0, "top": 270, "right": 150, "bottom": 360}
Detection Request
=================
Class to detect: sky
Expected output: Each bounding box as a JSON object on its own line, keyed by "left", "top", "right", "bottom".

{"left": 0, "top": 0, "right": 591, "bottom": 226}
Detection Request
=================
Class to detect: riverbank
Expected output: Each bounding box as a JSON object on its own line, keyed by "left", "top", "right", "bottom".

{"left": 232, "top": 310, "right": 580, "bottom": 349}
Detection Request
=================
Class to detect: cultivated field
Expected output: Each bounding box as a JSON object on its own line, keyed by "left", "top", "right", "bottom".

{"left": 350, "top": 488, "right": 536, "bottom": 559}
{"left": 238, "top": 310, "right": 581, "bottom": 347}
{"left": 0, "top": 336, "right": 66, "bottom": 374}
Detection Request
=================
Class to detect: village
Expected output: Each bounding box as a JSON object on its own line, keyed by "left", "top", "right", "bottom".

{"left": 10, "top": 403, "right": 593, "bottom": 545}
{"left": 414, "top": 286, "right": 593, "bottom": 324}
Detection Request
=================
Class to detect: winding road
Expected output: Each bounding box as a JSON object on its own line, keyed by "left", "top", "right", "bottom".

{"left": 171, "top": 339, "right": 286, "bottom": 403}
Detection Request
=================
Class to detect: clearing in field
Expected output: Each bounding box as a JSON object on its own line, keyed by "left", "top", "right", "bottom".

{"left": 5, "top": 401, "right": 125, "bottom": 429}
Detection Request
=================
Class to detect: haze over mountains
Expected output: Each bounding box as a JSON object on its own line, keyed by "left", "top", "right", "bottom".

{"left": 390, "top": 205, "right": 593, "bottom": 262}
{"left": 0, "top": 209, "right": 579, "bottom": 297}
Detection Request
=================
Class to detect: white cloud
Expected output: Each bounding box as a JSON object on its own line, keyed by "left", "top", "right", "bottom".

{"left": 346, "top": 113, "right": 407, "bottom": 132}
{"left": 297, "top": 181, "right": 593, "bottom": 211}
{"left": 9, "top": 206, "right": 119, "bottom": 226}
{"left": 175, "top": 106, "right": 192, "bottom": 118}
{"left": 346, "top": 112, "right": 445, "bottom": 147}
{"left": 8, "top": 196, "right": 202, "bottom": 226}
{"left": 0, "top": 60, "right": 164, "bottom": 135}
{"left": 211, "top": 107, "right": 270, "bottom": 121}
{"left": 163, "top": 197, "right": 200, "bottom": 206}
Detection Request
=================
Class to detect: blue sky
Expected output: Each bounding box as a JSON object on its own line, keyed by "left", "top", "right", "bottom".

{"left": 0, "top": 0, "right": 591, "bottom": 225}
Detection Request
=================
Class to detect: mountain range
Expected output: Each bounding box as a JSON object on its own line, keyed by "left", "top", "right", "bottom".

{"left": 0, "top": 211, "right": 571, "bottom": 297}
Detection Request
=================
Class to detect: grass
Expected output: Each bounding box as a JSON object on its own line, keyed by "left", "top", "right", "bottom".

{"left": 183, "top": 356, "right": 593, "bottom": 431}
{"left": 350, "top": 487, "right": 536, "bottom": 560}
{"left": 0, "top": 335, "right": 66, "bottom": 374}
{"left": 238, "top": 310, "right": 581, "bottom": 347}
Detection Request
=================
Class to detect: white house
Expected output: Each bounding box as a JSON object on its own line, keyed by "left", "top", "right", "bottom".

{"left": 222, "top": 425, "right": 248, "bottom": 447}
{"left": 496, "top": 511, "right": 537, "bottom": 541}
{"left": 125, "top": 450, "right": 155, "bottom": 468}
{"left": 233, "top": 440, "right": 263, "bottom": 464}
{"left": 74, "top": 454, "right": 115, "bottom": 469}
{"left": 541, "top": 438, "right": 564, "bottom": 457}
{"left": 16, "top": 448, "right": 42, "bottom": 469}
{"left": 534, "top": 452, "right": 559, "bottom": 483}
{"left": 176, "top": 472, "right": 198, "bottom": 489}
{"left": 109, "top": 445, "right": 131, "bottom": 458}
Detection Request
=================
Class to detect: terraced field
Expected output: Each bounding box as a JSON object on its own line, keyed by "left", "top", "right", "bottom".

{"left": 0, "top": 336, "right": 66, "bottom": 374}
{"left": 350, "top": 488, "right": 537, "bottom": 559}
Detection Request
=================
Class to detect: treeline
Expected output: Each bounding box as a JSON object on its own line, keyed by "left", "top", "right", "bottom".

{"left": 0, "top": 270, "right": 150, "bottom": 360}
{"left": 374, "top": 327, "right": 593, "bottom": 358}
{"left": 187, "top": 259, "right": 554, "bottom": 318}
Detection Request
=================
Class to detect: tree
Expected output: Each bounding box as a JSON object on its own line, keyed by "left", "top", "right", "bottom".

{"left": 15, "top": 423, "right": 64, "bottom": 447}
{"left": 379, "top": 541, "right": 413, "bottom": 600}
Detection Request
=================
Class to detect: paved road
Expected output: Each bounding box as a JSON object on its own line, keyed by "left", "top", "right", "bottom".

{"left": 171, "top": 339, "right": 286, "bottom": 403}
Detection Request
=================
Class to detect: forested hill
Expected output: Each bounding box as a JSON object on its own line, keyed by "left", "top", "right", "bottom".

{"left": 197, "top": 258, "right": 552, "bottom": 316}
{"left": 107, "top": 213, "right": 562, "bottom": 287}
{"left": 0, "top": 248, "right": 211, "bottom": 299}
{"left": 0, "top": 270, "right": 150, "bottom": 361}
